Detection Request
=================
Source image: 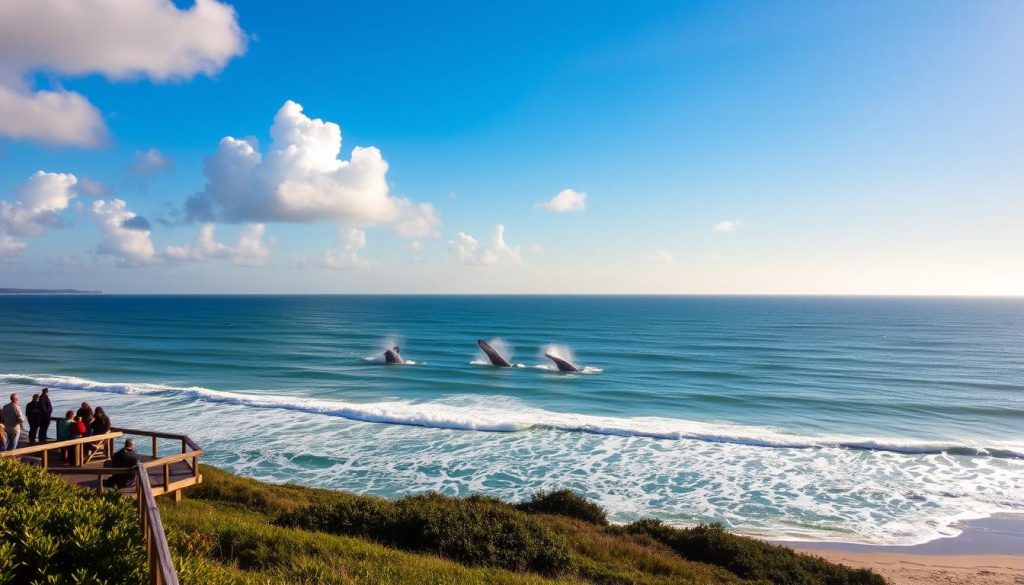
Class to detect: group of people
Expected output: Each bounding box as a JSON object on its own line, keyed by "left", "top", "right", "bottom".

{"left": 1, "top": 389, "right": 112, "bottom": 452}
{"left": 1, "top": 388, "right": 138, "bottom": 487}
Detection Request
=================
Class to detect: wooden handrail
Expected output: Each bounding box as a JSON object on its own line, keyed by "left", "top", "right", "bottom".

{"left": 135, "top": 462, "right": 179, "bottom": 585}
{"left": 111, "top": 427, "right": 202, "bottom": 451}
{"left": 0, "top": 431, "right": 124, "bottom": 459}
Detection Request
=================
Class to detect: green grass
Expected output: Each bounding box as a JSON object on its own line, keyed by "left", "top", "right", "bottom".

{"left": 161, "top": 466, "right": 888, "bottom": 585}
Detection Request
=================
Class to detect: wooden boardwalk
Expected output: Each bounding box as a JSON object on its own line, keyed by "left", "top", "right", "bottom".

{"left": 3, "top": 425, "right": 203, "bottom": 501}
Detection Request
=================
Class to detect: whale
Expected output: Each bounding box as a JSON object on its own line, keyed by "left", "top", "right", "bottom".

{"left": 544, "top": 353, "right": 581, "bottom": 372}
{"left": 477, "top": 339, "right": 512, "bottom": 367}
{"left": 384, "top": 346, "right": 403, "bottom": 364}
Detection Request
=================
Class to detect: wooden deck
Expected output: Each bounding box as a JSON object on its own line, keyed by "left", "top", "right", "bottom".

{"left": 3, "top": 425, "right": 203, "bottom": 501}
{"left": 15, "top": 444, "right": 198, "bottom": 497}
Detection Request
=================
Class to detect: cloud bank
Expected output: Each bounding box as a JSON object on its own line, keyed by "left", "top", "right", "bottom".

{"left": 448, "top": 225, "right": 521, "bottom": 266}
{"left": 538, "top": 188, "right": 587, "bottom": 213}
{"left": 186, "top": 101, "right": 441, "bottom": 238}
{"left": 0, "top": 0, "right": 246, "bottom": 146}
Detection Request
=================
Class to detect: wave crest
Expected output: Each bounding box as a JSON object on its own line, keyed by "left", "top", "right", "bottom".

{"left": 2, "top": 373, "right": 1020, "bottom": 459}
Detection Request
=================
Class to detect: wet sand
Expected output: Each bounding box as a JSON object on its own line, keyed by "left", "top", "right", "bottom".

{"left": 782, "top": 515, "right": 1024, "bottom": 585}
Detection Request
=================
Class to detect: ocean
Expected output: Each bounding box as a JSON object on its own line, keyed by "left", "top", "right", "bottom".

{"left": 1, "top": 295, "right": 1021, "bottom": 545}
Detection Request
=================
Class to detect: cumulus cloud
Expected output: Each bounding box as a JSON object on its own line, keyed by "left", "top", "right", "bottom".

{"left": 186, "top": 101, "right": 441, "bottom": 239}
{"left": 164, "top": 223, "right": 271, "bottom": 266}
{"left": 537, "top": 188, "right": 587, "bottom": 213}
{"left": 0, "top": 85, "right": 107, "bottom": 147}
{"left": 0, "top": 0, "right": 246, "bottom": 146}
{"left": 89, "top": 199, "right": 157, "bottom": 265}
{"left": 714, "top": 219, "right": 742, "bottom": 233}
{"left": 129, "top": 148, "right": 174, "bottom": 176}
{"left": 0, "top": 234, "right": 27, "bottom": 260}
{"left": 0, "top": 171, "right": 79, "bottom": 258}
{"left": 448, "top": 225, "right": 522, "bottom": 266}
{"left": 1, "top": 171, "right": 78, "bottom": 236}
{"left": 315, "top": 227, "right": 368, "bottom": 269}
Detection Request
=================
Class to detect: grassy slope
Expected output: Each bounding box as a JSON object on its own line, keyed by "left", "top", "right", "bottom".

{"left": 160, "top": 466, "right": 884, "bottom": 585}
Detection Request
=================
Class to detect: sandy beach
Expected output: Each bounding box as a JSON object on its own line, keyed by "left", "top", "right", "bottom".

{"left": 786, "top": 515, "right": 1024, "bottom": 585}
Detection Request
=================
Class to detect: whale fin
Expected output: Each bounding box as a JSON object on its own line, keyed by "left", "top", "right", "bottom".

{"left": 544, "top": 353, "right": 580, "bottom": 372}
{"left": 477, "top": 339, "right": 512, "bottom": 367}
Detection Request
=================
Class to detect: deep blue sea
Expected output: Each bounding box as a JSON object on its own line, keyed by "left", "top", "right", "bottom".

{"left": 1, "top": 295, "right": 1022, "bottom": 544}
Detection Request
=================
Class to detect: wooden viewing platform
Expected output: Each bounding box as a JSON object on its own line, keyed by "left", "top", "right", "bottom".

{"left": 1, "top": 421, "right": 203, "bottom": 584}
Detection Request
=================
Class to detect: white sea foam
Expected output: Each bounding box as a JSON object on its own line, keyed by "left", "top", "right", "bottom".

{"left": 4, "top": 372, "right": 1022, "bottom": 546}
{"left": 2, "top": 373, "right": 1020, "bottom": 459}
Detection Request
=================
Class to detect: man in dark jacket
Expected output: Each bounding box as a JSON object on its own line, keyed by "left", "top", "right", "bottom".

{"left": 26, "top": 394, "right": 42, "bottom": 444}
{"left": 38, "top": 388, "right": 53, "bottom": 441}
{"left": 104, "top": 439, "right": 140, "bottom": 488}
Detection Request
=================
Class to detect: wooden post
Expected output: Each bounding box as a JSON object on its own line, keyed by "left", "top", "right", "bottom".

{"left": 163, "top": 463, "right": 170, "bottom": 490}
{"left": 152, "top": 436, "right": 158, "bottom": 458}
{"left": 41, "top": 449, "right": 48, "bottom": 469}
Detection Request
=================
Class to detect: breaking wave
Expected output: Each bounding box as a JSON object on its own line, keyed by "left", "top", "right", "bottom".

{"left": 3, "top": 372, "right": 1021, "bottom": 459}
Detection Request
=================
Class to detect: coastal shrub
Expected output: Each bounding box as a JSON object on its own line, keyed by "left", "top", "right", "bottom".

{"left": 276, "top": 492, "right": 575, "bottom": 576}
{"left": 517, "top": 489, "right": 609, "bottom": 525}
{"left": 624, "top": 520, "right": 886, "bottom": 585}
{"left": 0, "top": 459, "right": 146, "bottom": 584}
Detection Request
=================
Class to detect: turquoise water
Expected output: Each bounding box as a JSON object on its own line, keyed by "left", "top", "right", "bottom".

{"left": 1, "top": 295, "right": 1022, "bottom": 543}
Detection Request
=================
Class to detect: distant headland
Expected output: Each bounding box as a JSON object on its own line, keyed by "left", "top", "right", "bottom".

{"left": 0, "top": 288, "right": 102, "bottom": 295}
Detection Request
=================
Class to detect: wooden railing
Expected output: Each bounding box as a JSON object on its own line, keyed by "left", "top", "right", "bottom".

{"left": 113, "top": 426, "right": 204, "bottom": 502}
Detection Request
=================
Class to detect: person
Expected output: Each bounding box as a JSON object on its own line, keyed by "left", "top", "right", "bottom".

{"left": 38, "top": 388, "right": 53, "bottom": 441}
{"left": 2, "top": 393, "right": 25, "bottom": 451}
{"left": 26, "top": 394, "right": 42, "bottom": 444}
{"left": 0, "top": 424, "right": 6, "bottom": 452}
{"left": 90, "top": 407, "right": 111, "bottom": 436}
{"left": 56, "top": 411, "right": 76, "bottom": 463}
{"left": 104, "top": 439, "right": 139, "bottom": 488}
{"left": 76, "top": 402, "right": 94, "bottom": 433}
{"left": 85, "top": 407, "right": 112, "bottom": 456}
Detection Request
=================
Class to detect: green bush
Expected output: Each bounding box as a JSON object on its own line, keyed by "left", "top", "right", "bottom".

{"left": 624, "top": 520, "right": 886, "bottom": 585}
{"left": 0, "top": 459, "right": 146, "bottom": 585}
{"left": 517, "top": 489, "right": 609, "bottom": 525}
{"left": 277, "top": 492, "right": 575, "bottom": 576}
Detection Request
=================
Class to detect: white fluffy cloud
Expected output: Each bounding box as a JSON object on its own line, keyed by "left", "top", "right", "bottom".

{"left": 0, "top": 171, "right": 79, "bottom": 258}
{"left": 537, "top": 188, "right": 587, "bottom": 213}
{"left": 448, "top": 225, "right": 522, "bottom": 266}
{"left": 89, "top": 199, "right": 157, "bottom": 265}
{"left": 0, "top": 85, "right": 106, "bottom": 147}
{"left": 186, "top": 101, "right": 441, "bottom": 238}
{"left": 714, "top": 219, "right": 742, "bottom": 233}
{"left": 130, "top": 148, "right": 174, "bottom": 176}
{"left": 318, "top": 228, "right": 368, "bottom": 269}
{"left": 0, "top": 0, "right": 246, "bottom": 146}
{"left": 164, "top": 223, "right": 271, "bottom": 266}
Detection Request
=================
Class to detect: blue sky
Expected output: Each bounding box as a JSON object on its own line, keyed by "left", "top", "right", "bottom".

{"left": 0, "top": 0, "right": 1021, "bottom": 293}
